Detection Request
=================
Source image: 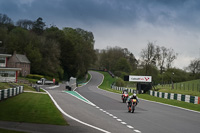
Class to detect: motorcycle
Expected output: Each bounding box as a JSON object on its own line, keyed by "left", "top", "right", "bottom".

{"left": 121, "top": 92, "right": 129, "bottom": 103}
{"left": 128, "top": 99, "right": 137, "bottom": 113}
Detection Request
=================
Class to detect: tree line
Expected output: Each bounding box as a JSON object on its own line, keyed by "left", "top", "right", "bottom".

{"left": 93, "top": 43, "right": 200, "bottom": 84}
{"left": 0, "top": 13, "right": 96, "bottom": 80}
{"left": 0, "top": 13, "right": 199, "bottom": 83}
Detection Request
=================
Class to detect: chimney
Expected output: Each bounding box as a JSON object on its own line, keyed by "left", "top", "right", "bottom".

{"left": 13, "top": 51, "right": 17, "bottom": 55}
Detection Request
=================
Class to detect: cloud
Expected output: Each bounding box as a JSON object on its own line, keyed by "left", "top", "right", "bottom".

{"left": 0, "top": 0, "right": 200, "bottom": 69}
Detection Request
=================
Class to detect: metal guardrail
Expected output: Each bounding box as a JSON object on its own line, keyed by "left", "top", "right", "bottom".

{"left": 111, "top": 85, "right": 143, "bottom": 94}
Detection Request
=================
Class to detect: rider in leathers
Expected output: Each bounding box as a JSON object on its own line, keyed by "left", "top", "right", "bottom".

{"left": 127, "top": 93, "right": 139, "bottom": 107}
{"left": 121, "top": 89, "right": 128, "bottom": 98}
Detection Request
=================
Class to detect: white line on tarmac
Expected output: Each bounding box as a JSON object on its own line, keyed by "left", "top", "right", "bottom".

{"left": 117, "top": 119, "right": 122, "bottom": 122}
{"left": 96, "top": 76, "right": 200, "bottom": 114}
{"left": 134, "top": 130, "right": 141, "bottom": 133}
{"left": 113, "top": 116, "right": 117, "bottom": 119}
{"left": 141, "top": 98, "right": 200, "bottom": 114}
{"left": 121, "top": 122, "right": 127, "bottom": 124}
{"left": 127, "top": 125, "right": 134, "bottom": 129}
{"left": 43, "top": 89, "right": 111, "bottom": 133}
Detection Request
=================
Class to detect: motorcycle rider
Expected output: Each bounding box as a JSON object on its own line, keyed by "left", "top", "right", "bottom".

{"left": 127, "top": 93, "right": 139, "bottom": 107}
{"left": 121, "top": 88, "right": 128, "bottom": 98}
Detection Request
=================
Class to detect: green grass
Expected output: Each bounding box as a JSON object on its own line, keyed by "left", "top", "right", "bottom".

{"left": 0, "top": 128, "right": 26, "bottom": 133}
{"left": 0, "top": 82, "right": 11, "bottom": 90}
{"left": 155, "top": 79, "right": 200, "bottom": 97}
{"left": 0, "top": 93, "right": 68, "bottom": 125}
{"left": 0, "top": 82, "right": 36, "bottom": 91}
{"left": 97, "top": 71, "right": 200, "bottom": 112}
{"left": 138, "top": 94, "right": 200, "bottom": 112}
{"left": 98, "top": 71, "right": 116, "bottom": 89}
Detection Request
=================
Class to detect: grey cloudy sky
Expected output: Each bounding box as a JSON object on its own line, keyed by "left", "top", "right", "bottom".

{"left": 0, "top": 0, "right": 200, "bottom": 69}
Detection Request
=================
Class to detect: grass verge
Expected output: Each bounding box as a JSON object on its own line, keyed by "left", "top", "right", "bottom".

{"left": 155, "top": 79, "right": 200, "bottom": 97}
{"left": 98, "top": 71, "right": 116, "bottom": 89}
{"left": 138, "top": 94, "right": 200, "bottom": 112}
{"left": 0, "top": 93, "right": 68, "bottom": 125}
{"left": 97, "top": 71, "right": 200, "bottom": 112}
{"left": 0, "top": 128, "right": 26, "bottom": 133}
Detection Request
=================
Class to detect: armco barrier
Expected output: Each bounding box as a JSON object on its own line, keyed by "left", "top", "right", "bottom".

{"left": 0, "top": 86, "right": 23, "bottom": 101}
{"left": 111, "top": 85, "right": 142, "bottom": 94}
{"left": 149, "top": 90, "right": 199, "bottom": 104}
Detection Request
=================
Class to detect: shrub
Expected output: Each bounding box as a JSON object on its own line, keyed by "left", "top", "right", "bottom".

{"left": 115, "top": 77, "right": 126, "bottom": 87}
{"left": 26, "top": 74, "right": 44, "bottom": 80}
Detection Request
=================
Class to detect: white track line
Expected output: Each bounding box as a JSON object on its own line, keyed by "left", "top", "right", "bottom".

{"left": 43, "top": 89, "right": 111, "bottom": 133}
{"left": 75, "top": 71, "right": 142, "bottom": 133}
{"left": 96, "top": 73, "right": 200, "bottom": 114}
{"left": 121, "top": 122, "right": 127, "bottom": 124}
{"left": 134, "top": 130, "right": 141, "bottom": 133}
{"left": 127, "top": 125, "right": 134, "bottom": 129}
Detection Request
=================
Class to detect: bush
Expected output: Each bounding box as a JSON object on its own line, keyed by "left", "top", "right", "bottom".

{"left": 26, "top": 74, "right": 44, "bottom": 80}
{"left": 115, "top": 77, "right": 126, "bottom": 87}
{"left": 114, "top": 71, "right": 128, "bottom": 79}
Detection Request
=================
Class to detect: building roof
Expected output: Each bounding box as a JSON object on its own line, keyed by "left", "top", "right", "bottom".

{"left": 0, "top": 67, "right": 21, "bottom": 71}
{"left": 0, "top": 54, "right": 12, "bottom": 57}
{"left": 16, "top": 54, "right": 31, "bottom": 63}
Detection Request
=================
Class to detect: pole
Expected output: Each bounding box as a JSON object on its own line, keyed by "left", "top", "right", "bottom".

{"left": 171, "top": 72, "right": 174, "bottom": 89}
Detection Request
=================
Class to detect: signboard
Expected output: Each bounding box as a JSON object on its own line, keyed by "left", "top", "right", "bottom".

{"left": 125, "top": 75, "right": 152, "bottom": 82}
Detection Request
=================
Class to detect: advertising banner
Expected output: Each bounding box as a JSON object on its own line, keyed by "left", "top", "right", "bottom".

{"left": 129, "top": 75, "right": 152, "bottom": 82}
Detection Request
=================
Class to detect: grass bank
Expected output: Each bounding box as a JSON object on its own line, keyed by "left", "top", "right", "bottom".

{"left": 0, "top": 93, "right": 67, "bottom": 125}
{"left": 0, "top": 128, "right": 26, "bottom": 133}
{"left": 155, "top": 79, "right": 200, "bottom": 97}
{"left": 97, "top": 71, "right": 200, "bottom": 112}
{"left": 0, "top": 82, "right": 36, "bottom": 91}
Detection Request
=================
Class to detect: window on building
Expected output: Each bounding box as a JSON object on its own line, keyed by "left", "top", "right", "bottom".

{"left": 0, "top": 57, "right": 6, "bottom": 67}
{"left": 0, "top": 71, "right": 15, "bottom": 77}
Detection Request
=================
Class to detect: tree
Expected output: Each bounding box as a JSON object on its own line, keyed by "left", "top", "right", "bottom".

{"left": 140, "top": 42, "right": 178, "bottom": 75}
{"left": 6, "top": 27, "right": 31, "bottom": 53}
{"left": 156, "top": 46, "right": 168, "bottom": 74}
{"left": 115, "top": 57, "right": 132, "bottom": 73}
{"left": 98, "top": 46, "right": 137, "bottom": 73}
{"left": 39, "top": 37, "right": 61, "bottom": 78}
{"left": 0, "top": 27, "right": 8, "bottom": 52}
{"left": 63, "top": 27, "right": 96, "bottom": 78}
{"left": 32, "top": 17, "right": 46, "bottom": 35}
{"left": 166, "top": 48, "right": 178, "bottom": 69}
{"left": 16, "top": 19, "right": 33, "bottom": 30}
{"left": 0, "top": 13, "right": 13, "bottom": 25}
{"left": 129, "top": 53, "right": 138, "bottom": 71}
{"left": 140, "top": 42, "right": 157, "bottom": 75}
{"left": 187, "top": 59, "right": 200, "bottom": 75}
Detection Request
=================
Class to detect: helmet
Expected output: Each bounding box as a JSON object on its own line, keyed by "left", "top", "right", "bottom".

{"left": 133, "top": 93, "right": 136, "bottom": 97}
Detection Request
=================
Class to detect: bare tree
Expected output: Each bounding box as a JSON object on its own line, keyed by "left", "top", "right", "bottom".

{"left": 166, "top": 48, "right": 178, "bottom": 69}
{"left": 187, "top": 59, "right": 200, "bottom": 75}
{"left": 140, "top": 42, "right": 157, "bottom": 75}
{"left": 157, "top": 46, "right": 168, "bottom": 74}
{"left": 140, "top": 42, "right": 178, "bottom": 75}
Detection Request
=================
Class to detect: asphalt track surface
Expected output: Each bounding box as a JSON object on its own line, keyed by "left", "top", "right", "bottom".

{"left": 1, "top": 71, "right": 200, "bottom": 133}
{"left": 75, "top": 71, "right": 200, "bottom": 133}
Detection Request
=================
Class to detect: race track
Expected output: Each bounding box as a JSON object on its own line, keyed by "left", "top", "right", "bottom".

{"left": 76, "top": 71, "right": 200, "bottom": 133}
{"left": 47, "top": 71, "right": 200, "bottom": 133}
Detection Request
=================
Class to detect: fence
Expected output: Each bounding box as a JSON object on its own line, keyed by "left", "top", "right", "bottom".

{"left": 149, "top": 90, "right": 200, "bottom": 104}
{"left": 0, "top": 86, "right": 24, "bottom": 101}
{"left": 159, "top": 82, "right": 200, "bottom": 92}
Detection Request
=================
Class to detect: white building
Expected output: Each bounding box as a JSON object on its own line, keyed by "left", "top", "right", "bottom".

{"left": 0, "top": 54, "right": 21, "bottom": 82}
